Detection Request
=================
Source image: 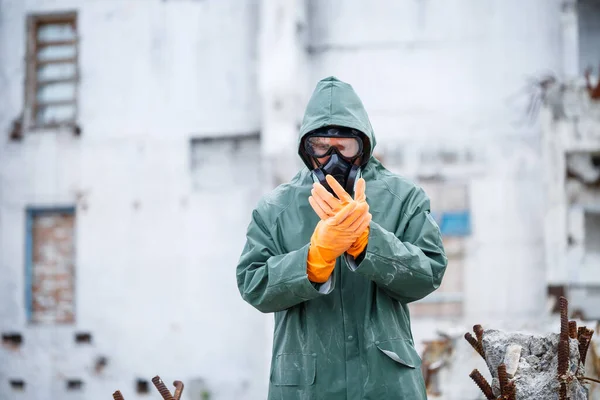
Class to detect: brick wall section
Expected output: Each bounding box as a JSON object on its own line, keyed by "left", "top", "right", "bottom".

{"left": 31, "top": 212, "right": 75, "bottom": 324}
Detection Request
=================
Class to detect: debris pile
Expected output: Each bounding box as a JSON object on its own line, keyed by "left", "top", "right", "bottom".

{"left": 465, "top": 297, "right": 595, "bottom": 400}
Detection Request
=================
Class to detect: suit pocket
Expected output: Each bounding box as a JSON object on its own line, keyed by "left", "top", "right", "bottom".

{"left": 363, "top": 339, "right": 427, "bottom": 399}
{"left": 270, "top": 353, "right": 317, "bottom": 386}
{"left": 375, "top": 338, "right": 422, "bottom": 369}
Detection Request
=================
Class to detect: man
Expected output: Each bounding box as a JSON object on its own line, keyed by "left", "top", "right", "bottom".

{"left": 236, "top": 76, "right": 448, "bottom": 399}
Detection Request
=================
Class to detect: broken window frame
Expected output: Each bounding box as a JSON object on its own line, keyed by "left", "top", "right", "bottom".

{"left": 24, "top": 11, "right": 79, "bottom": 130}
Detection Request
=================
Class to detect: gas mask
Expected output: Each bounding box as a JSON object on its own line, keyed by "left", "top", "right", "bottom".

{"left": 304, "top": 128, "right": 364, "bottom": 197}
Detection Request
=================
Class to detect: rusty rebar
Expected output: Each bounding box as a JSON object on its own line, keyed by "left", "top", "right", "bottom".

{"left": 559, "top": 296, "right": 569, "bottom": 342}
{"left": 559, "top": 382, "right": 567, "bottom": 400}
{"left": 464, "top": 332, "right": 485, "bottom": 358}
{"left": 113, "top": 391, "right": 125, "bottom": 400}
{"left": 558, "top": 339, "right": 570, "bottom": 378}
{"left": 497, "top": 363, "right": 518, "bottom": 400}
{"left": 579, "top": 335, "right": 589, "bottom": 365}
{"left": 578, "top": 326, "right": 587, "bottom": 341}
{"left": 504, "top": 380, "right": 517, "bottom": 400}
{"left": 473, "top": 325, "right": 486, "bottom": 358}
{"left": 474, "top": 324, "right": 484, "bottom": 343}
{"left": 579, "top": 375, "right": 600, "bottom": 384}
{"left": 173, "top": 380, "right": 184, "bottom": 400}
{"left": 464, "top": 332, "right": 477, "bottom": 348}
{"left": 498, "top": 363, "right": 508, "bottom": 395}
{"left": 579, "top": 331, "right": 593, "bottom": 365}
{"left": 469, "top": 369, "right": 495, "bottom": 400}
{"left": 586, "top": 328, "right": 594, "bottom": 339}
{"left": 569, "top": 321, "right": 578, "bottom": 339}
{"left": 152, "top": 376, "right": 174, "bottom": 400}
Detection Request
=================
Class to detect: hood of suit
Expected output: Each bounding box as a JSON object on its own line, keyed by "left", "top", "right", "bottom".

{"left": 298, "top": 76, "right": 376, "bottom": 169}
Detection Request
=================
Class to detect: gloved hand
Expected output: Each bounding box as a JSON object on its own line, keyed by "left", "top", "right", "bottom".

{"left": 309, "top": 175, "right": 371, "bottom": 258}
{"left": 306, "top": 201, "right": 371, "bottom": 282}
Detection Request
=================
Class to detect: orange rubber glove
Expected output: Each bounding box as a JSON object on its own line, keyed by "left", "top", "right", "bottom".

{"left": 309, "top": 175, "right": 370, "bottom": 258}
{"left": 347, "top": 226, "right": 369, "bottom": 258}
{"left": 307, "top": 201, "right": 371, "bottom": 282}
{"left": 347, "top": 178, "right": 370, "bottom": 257}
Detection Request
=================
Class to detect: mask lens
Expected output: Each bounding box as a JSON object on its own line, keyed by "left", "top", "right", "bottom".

{"left": 306, "top": 136, "right": 361, "bottom": 158}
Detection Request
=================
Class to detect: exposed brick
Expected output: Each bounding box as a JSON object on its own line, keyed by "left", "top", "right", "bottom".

{"left": 31, "top": 212, "right": 75, "bottom": 324}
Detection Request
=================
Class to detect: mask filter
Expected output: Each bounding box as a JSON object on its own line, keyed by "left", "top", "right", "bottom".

{"left": 313, "top": 151, "right": 360, "bottom": 197}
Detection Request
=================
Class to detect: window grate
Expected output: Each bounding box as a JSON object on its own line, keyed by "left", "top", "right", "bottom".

{"left": 25, "top": 12, "right": 78, "bottom": 128}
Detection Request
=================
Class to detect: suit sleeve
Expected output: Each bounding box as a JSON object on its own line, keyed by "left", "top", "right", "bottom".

{"left": 345, "top": 189, "right": 448, "bottom": 303}
{"left": 236, "top": 208, "right": 335, "bottom": 313}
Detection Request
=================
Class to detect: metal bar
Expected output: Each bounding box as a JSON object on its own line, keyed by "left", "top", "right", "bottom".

{"left": 580, "top": 376, "right": 600, "bottom": 384}
{"left": 37, "top": 57, "right": 76, "bottom": 66}
{"left": 31, "top": 11, "right": 77, "bottom": 24}
{"left": 113, "top": 390, "right": 125, "bottom": 400}
{"left": 37, "top": 77, "right": 77, "bottom": 86}
{"left": 468, "top": 369, "right": 495, "bottom": 400}
{"left": 173, "top": 381, "right": 184, "bottom": 400}
{"left": 569, "top": 321, "right": 578, "bottom": 339}
{"left": 35, "top": 99, "right": 76, "bottom": 107}
{"left": 37, "top": 39, "right": 77, "bottom": 48}
{"left": 559, "top": 296, "right": 569, "bottom": 342}
{"left": 152, "top": 376, "right": 174, "bottom": 400}
{"left": 498, "top": 364, "right": 508, "bottom": 395}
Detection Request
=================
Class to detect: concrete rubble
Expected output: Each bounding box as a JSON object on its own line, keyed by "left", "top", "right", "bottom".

{"left": 465, "top": 297, "right": 595, "bottom": 400}
{"left": 482, "top": 330, "right": 586, "bottom": 399}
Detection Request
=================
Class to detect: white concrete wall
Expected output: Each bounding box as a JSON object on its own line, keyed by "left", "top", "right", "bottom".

{"left": 258, "top": 0, "right": 309, "bottom": 186}
{"left": 307, "top": 0, "right": 564, "bottom": 323}
{"left": 0, "top": 1, "right": 269, "bottom": 399}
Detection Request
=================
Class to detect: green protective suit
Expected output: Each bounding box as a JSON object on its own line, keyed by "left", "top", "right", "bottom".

{"left": 236, "top": 76, "right": 448, "bottom": 399}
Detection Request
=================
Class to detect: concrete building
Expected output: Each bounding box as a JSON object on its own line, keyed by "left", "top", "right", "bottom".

{"left": 0, "top": 0, "right": 598, "bottom": 399}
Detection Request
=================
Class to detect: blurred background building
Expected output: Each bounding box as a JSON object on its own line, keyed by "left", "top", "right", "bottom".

{"left": 0, "top": 0, "right": 599, "bottom": 399}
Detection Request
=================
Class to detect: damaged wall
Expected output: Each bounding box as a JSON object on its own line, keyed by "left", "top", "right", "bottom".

{"left": 541, "top": 80, "right": 600, "bottom": 323}
{"left": 28, "top": 208, "right": 76, "bottom": 324}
